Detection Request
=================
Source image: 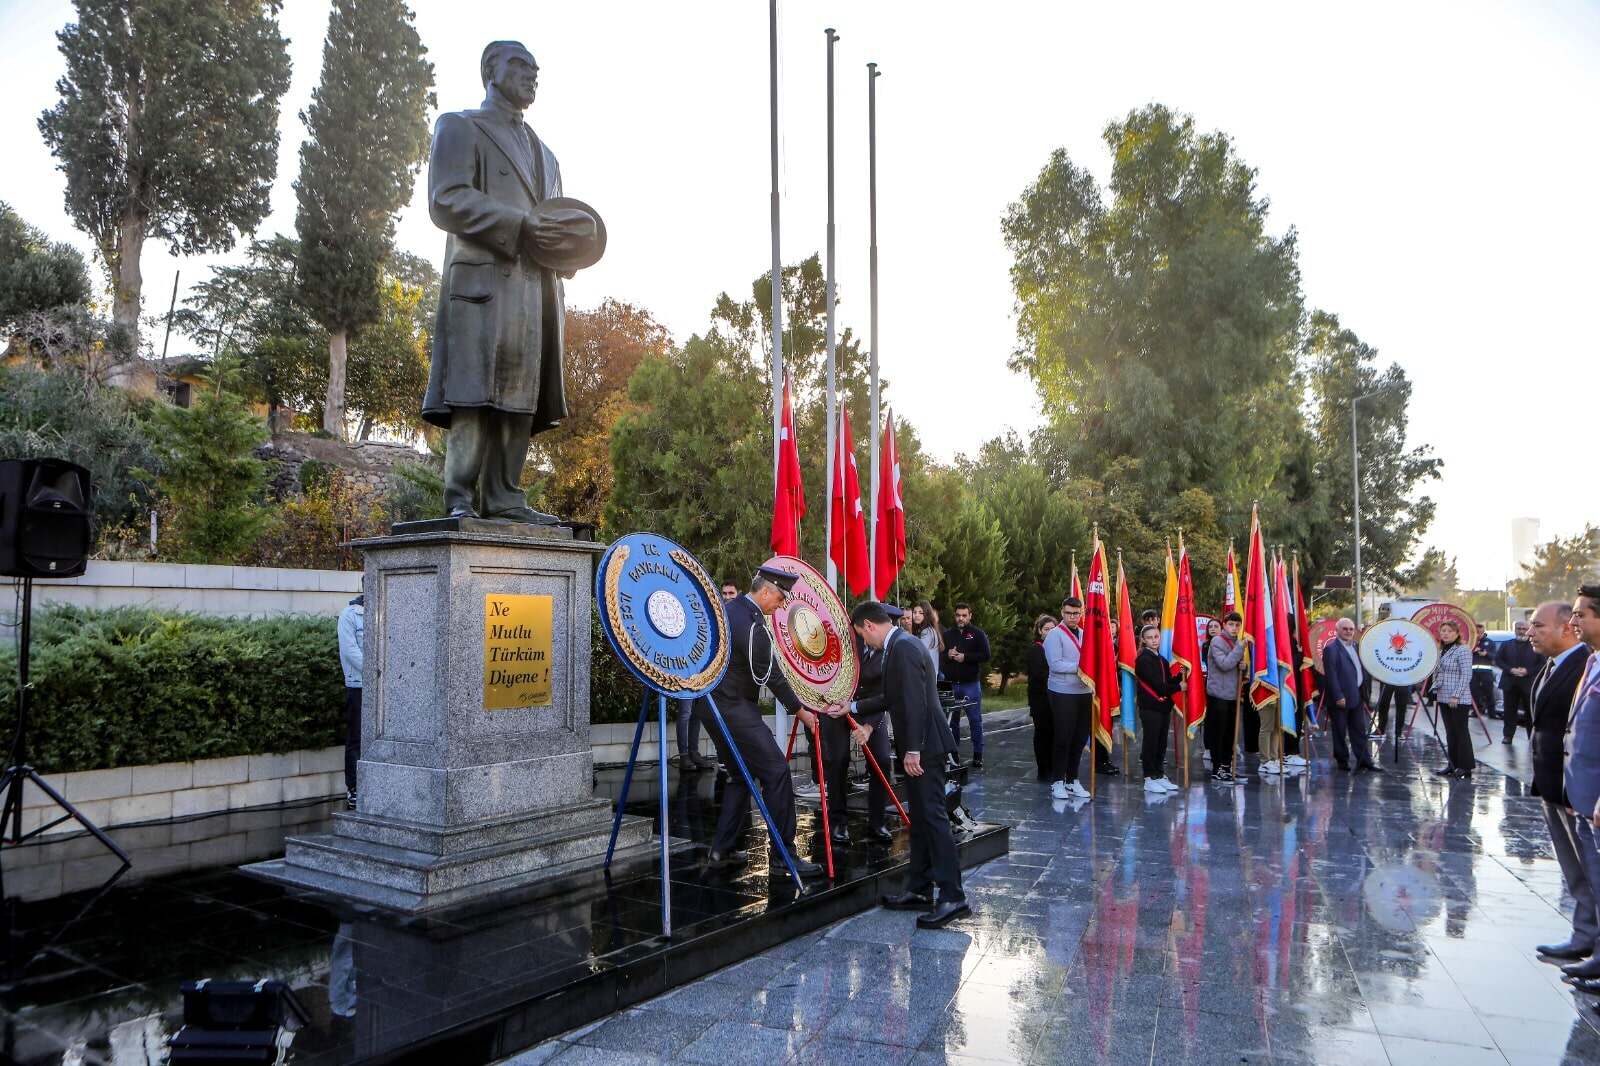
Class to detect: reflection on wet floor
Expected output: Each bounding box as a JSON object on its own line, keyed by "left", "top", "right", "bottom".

{"left": 515, "top": 723, "right": 1600, "bottom": 1065}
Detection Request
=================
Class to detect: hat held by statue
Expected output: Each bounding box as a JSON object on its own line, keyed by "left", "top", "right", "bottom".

{"left": 525, "top": 196, "right": 607, "bottom": 273}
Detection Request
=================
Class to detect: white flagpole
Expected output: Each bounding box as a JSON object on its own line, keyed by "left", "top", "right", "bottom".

{"left": 867, "top": 61, "right": 881, "bottom": 598}
{"left": 823, "top": 27, "right": 839, "bottom": 592}
{"left": 768, "top": 0, "right": 784, "bottom": 487}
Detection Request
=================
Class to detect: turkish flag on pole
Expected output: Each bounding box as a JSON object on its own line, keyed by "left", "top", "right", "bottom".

{"left": 1080, "top": 537, "right": 1119, "bottom": 748}
{"left": 872, "top": 409, "right": 905, "bottom": 599}
{"left": 1171, "top": 534, "right": 1209, "bottom": 729}
{"left": 1070, "top": 552, "right": 1083, "bottom": 602}
{"left": 770, "top": 372, "right": 804, "bottom": 556}
{"left": 830, "top": 408, "right": 870, "bottom": 596}
{"left": 1223, "top": 541, "right": 1240, "bottom": 614}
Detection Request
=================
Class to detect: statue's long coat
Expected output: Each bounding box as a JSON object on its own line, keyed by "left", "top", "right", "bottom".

{"left": 421, "top": 108, "right": 566, "bottom": 435}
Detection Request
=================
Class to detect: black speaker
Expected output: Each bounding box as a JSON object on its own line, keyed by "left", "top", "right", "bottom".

{"left": 0, "top": 458, "right": 92, "bottom": 579}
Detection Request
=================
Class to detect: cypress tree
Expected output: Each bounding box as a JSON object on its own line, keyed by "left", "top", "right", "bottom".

{"left": 38, "top": 0, "right": 290, "bottom": 350}
{"left": 294, "top": 0, "right": 435, "bottom": 439}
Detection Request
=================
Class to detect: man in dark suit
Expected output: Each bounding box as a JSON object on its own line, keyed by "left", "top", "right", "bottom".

{"left": 1323, "top": 617, "right": 1379, "bottom": 772}
{"left": 843, "top": 600, "right": 968, "bottom": 927}
{"left": 820, "top": 627, "right": 895, "bottom": 846}
{"left": 692, "top": 566, "right": 822, "bottom": 876}
{"left": 1498, "top": 619, "right": 1541, "bottom": 743}
{"left": 1564, "top": 587, "right": 1600, "bottom": 993}
{"left": 1524, "top": 602, "right": 1597, "bottom": 966}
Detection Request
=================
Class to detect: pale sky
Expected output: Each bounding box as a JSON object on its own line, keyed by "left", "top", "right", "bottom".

{"left": 2, "top": 0, "right": 1596, "bottom": 589}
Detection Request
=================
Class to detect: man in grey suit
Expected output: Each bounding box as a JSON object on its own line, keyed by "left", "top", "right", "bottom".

{"left": 845, "top": 600, "right": 968, "bottom": 928}
{"left": 421, "top": 41, "right": 601, "bottom": 521}
{"left": 1523, "top": 603, "right": 1595, "bottom": 966}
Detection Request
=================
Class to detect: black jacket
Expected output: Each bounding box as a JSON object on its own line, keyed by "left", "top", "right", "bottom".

{"left": 942, "top": 624, "right": 991, "bottom": 684}
{"left": 1530, "top": 646, "right": 1592, "bottom": 802}
{"left": 1135, "top": 648, "right": 1181, "bottom": 714}
{"left": 855, "top": 633, "right": 885, "bottom": 717}
{"left": 857, "top": 630, "right": 957, "bottom": 759}
{"left": 1496, "top": 638, "right": 1541, "bottom": 692}
{"left": 712, "top": 594, "right": 803, "bottom": 713}
{"left": 1026, "top": 641, "right": 1050, "bottom": 716}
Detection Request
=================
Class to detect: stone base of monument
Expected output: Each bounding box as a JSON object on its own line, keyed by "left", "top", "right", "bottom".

{"left": 247, "top": 521, "right": 664, "bottom": 912}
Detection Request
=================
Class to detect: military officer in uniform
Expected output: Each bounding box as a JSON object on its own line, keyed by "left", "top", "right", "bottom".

{"left": 422, "top": 40, "right": 603, "bottom": 521}
{"left": 820, "top": 611, "right": 897, "bottom": 847}
{"left": 693, "top": 566, "right": 823, "bottom": 876}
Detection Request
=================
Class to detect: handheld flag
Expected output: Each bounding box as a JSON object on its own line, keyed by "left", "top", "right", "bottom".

{"left": 1241, "top": 505, "right": 1281, "bottom": 710}
{"left": 1223, "top": 540, "right": 1240, "bottom": 615}
{"left": 1271, "top": 550, "right": 1299, "bottom": 735}
{"left": 1116, "top": 552, "right": 1138, "bottom": 738}
{"left": 770, "top": 372, "right": 804, "bottom": 556}
{"left": 1171, "top": 533, "right": 1209, "bottom": 731}
{"left": 829, "top": 408, "right": 870, "bottom": 595}
{"left": 1080, "top": 535, "right": 1119, "bottom": 749}
{"left": 872, "top": 409, "right": 906, "bottom": 599}
{"left": 1070, "top": 550, "right": 1083, "bottom": 602}
{"left": 1159, "top": 541, "right": 1178, "bottom": 661}
{"left": 1292, "top": 553, "right": 1318, "bottom": 724}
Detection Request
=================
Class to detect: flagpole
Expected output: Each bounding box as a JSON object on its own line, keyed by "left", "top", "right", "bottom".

{"left": 866, "top": 60, "right": 881, "bottom": 597}
{"left": 823, "top": 26, "right": 839, "bottom": 591}
{"left": 1117, "top": 548, "right": 1129, "bottom": 778}
{"left": 768, "top": 0, "right": 784, "bottom": 490}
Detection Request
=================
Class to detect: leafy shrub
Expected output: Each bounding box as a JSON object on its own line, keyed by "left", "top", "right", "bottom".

{"left": 0, "top": 364, "right": 159, "bottom": 532}
{"left": 297, "top": 458, "right": 334, "bottom": 496}
{"left": 0, "top": 606, "right": 345, "bottom": 774}
{"left": 590, "top": 612, "right": 649, "bottom": 725}
{"left": 245, "top": 470, "right": 385, "bottom": 571}
{"left": 385, "top": 458, "right": 446, "bottom": 523}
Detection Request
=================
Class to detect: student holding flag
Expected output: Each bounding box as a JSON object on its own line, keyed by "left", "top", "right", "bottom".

{"left": 1205, "top": 611, "right": 1246, "bottom": 783}
{"left": 1135, "top": 623, "right": 1182, "bottom": 792}
{"left": 1045, "top": 595, "right": 1093, "bottom": 800}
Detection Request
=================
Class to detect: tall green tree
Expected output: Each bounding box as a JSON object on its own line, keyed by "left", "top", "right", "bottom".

{"left": 294, "top": 0, "right": 434, "bottom": 439}
{"left": 1512, "top": 526, "right": 1600, "bottom": 607}
{"left": 175, "top": 235, "right": 322, "bottom": 429}
{"left": 0, "top": 202, "right": 91, "bottom": 329}
{"left": 605, "top": 333, "right": 772, "bottom": 582}
{"left": 38, "top": 0, "right": 291, "bottom": 347}
{"left": 1003, "top": 104, "right": 1304, "bottom": 515}
{"left": 1302, "top": 309, "right": 1440, "bottom": 596}
{"left": 345, "top": 278, "right": 430, "bottom": 440}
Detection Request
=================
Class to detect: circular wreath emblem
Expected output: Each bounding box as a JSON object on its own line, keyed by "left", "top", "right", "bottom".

{"left": 595, "top": 533, "right": 729, "bottom": 697}
{"left": 761, "top": 555, "right": 859, "bottom": 707}
{"left": 1359, "top": 618, "right": 1440, "bottom": 687}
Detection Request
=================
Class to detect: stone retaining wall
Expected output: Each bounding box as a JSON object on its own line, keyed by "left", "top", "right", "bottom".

{"left": 17, "top": 746, "right": 347, "bottom": 837}
{"left": 11, "top": 560, "right": 361, "bottom": 619}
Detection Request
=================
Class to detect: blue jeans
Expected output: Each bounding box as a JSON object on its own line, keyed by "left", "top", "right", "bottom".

{"left": 950, "top": 680, "right": 984, "bottom": 756}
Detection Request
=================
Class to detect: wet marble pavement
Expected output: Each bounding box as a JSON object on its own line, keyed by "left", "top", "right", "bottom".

{"left": 510, "top": 719, "right": 1600, "bottom": 1065}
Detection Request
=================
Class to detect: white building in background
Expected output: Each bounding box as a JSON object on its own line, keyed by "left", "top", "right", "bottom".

{"left": 1512, "top": 517, "right": 1541, "bottom": 577}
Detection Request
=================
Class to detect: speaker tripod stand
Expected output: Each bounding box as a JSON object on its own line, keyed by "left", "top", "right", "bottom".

{"left": 1, "top": 577, "right": 129, "bottom": 895}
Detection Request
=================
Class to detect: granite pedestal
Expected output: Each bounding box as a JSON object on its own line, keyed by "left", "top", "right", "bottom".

{"left": 248, "top": 522, "right": 658, "bottom": 912}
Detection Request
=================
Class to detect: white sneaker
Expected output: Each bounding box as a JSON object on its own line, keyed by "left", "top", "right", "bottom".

{"left": 1259, "top": 759, "right": 1282, "bottom": 776}
{"left": 1051, "top": 780, "right": 1071, "bottom": 801}
{"left": 1068, "top": 781, "right": 1091, "bottom": 800}
{"left": 1285, "top": 755, "right": 1308, "bottom": 768}
{"left": 1161, "top": 778, "right": 1181, "bottom": 793}
{"left": 1144, "top": 778, "right": 1167, "bottom": 794}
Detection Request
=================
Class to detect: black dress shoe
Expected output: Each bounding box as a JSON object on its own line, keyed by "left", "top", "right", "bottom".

{"left": 971, "top": 756, "right": 984, "bottom": 770}
{"left": 1450, "top": 769, "right": 1473, "bottom": 779}
{"left": 706, "top": 849, "right": 748, "bottom": 868}
{"left": 792, "top": 858, "right": 825, "bottom": 878}
{"left": 1098, "top": 763, "right": 1120, "bottom": 777}
{"left": 1538, "top": 941, "right": 1593, "bottom": 961}
{"left": 1563, "top": 957, "right": 1600, "bottom": 979}
{"left": 1356, "top": 763, "right": 1382, "bottom": 774}
{"left": 881, "top": 890, "right": 935, "bottom": 911}
{"left": 916, "top": 899, "right": 972, "bottom": 929}
{"left": 830, "top": 826, "right": 851, "bottom": 845}
{"left": 866, "top": 826, "right": 894, "bottom": 845}
{"left": 1431, "top": 766, "right": 1455, "bottom": 776}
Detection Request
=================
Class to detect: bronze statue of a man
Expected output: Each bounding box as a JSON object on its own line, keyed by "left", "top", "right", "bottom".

{"left": 421, "top": 40, "right": 605, "bottom": 522}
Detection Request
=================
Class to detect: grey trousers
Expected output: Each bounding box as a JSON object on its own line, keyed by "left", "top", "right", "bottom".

{"left": 442, "top": 408, "right": 534, "bottom": 516}
{"left": 1568, "top": 806, "right": 1600, "bottom": 947}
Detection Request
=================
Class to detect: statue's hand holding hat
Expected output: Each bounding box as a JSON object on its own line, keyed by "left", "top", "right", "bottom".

{"left": 521, "top": 196, "right": 607, "bottom": 273}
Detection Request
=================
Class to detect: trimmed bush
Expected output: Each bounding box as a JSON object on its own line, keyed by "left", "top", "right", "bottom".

{"left": 0, "top": 605, "right": 345, "bottom": 774}
{"left": 1, "top": 604, "right": 653, "bottom": 772}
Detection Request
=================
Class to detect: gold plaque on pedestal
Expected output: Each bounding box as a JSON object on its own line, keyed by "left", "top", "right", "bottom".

{"left": 483, "top": 593, "right": 554, "bottom": 709}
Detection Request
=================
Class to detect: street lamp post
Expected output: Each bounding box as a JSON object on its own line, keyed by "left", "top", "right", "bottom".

{"left": 1351, "top": 385, "right": 1399, "bottom": 627}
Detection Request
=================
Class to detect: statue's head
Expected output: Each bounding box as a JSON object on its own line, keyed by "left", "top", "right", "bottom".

{"left": 482, "top": 40, "right": 538, "bottom": 110}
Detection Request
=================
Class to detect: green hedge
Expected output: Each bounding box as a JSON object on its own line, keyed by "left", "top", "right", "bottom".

{"left": 0, "top": 605, "right": 652, "bottom": 773}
